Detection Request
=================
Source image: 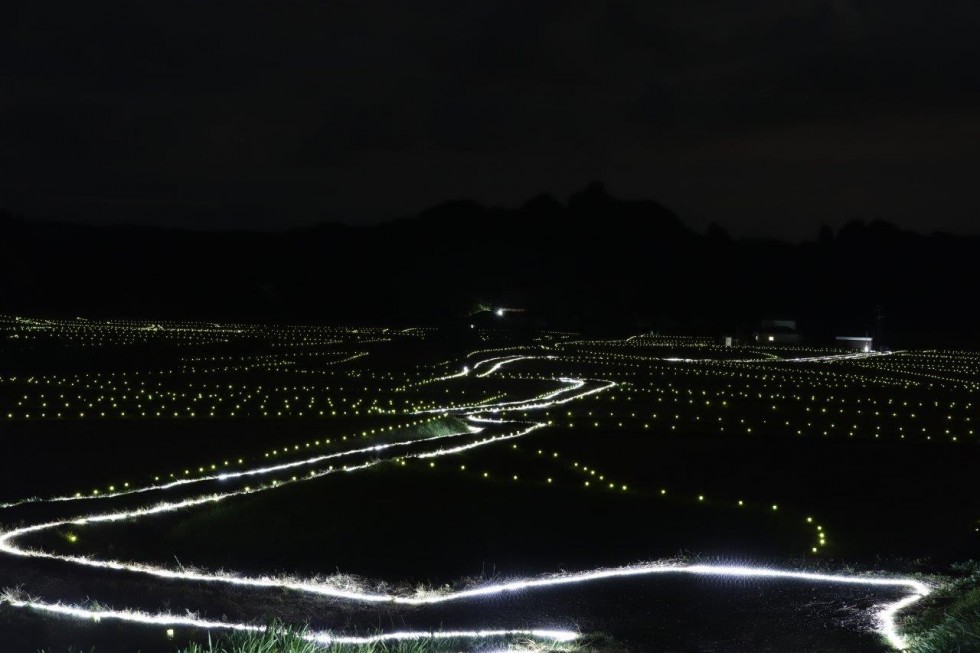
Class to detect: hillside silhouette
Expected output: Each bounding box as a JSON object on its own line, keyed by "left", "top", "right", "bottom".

{"left": 2, "top": 182, "right": 977, "bottom": 345}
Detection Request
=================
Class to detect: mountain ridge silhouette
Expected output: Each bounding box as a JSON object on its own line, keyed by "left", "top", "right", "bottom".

{"left": 2, "top": 182, "right": 977, "bottom": 345}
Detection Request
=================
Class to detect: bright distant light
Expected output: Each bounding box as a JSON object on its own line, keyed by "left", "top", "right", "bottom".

{"left": 496, "top": 309, "right": 504, "bottom": 317}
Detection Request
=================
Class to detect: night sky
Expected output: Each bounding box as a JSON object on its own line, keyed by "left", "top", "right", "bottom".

{"left": 2, "top": 1, "right": 979, "bottom": 239}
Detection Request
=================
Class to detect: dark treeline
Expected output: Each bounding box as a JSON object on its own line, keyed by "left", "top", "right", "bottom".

{"left": 2, "top": 182, "right": 976, "bottom": 345}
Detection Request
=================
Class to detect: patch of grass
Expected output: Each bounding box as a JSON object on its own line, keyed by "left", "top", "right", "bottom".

{"left": 34, "top": 621, "right": 626, "bottom": 653}
{"left": 903, "top": 561, "right": 980, "bottom": 653}
{"left": 178, "top": 627, "right": 320, "bottom": 653}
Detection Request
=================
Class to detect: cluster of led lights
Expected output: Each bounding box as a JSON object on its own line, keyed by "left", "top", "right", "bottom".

{"left": 440, "top": 439, "right": 830, "bottom": 555}
{"left": 521, "top": 341, "right": 978, "bottom": 444}
{"left": 1, "top": 358, "right": 484, "bottom": 420}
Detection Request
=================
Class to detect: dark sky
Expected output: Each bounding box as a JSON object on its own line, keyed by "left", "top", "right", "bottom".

{"left": 2, "top": 1, "right": 979, "bottom": 239}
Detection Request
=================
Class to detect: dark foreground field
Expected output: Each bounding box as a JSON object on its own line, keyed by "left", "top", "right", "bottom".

{"left": 0, "top": 316, "right": 977, "bottom": 652}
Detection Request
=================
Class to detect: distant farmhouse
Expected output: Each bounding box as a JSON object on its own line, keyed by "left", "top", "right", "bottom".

{"left": 835, "top": 336, "right": 873, "bottom": 352}
{"left": 753, "top": 319, "right": 801, "bottom": 344}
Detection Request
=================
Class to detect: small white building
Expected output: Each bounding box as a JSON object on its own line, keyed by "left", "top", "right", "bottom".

{"left": 753, "top": 319, "right": 801, "bottom": 344}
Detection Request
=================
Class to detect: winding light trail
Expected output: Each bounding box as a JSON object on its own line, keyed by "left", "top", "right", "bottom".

{"left": 0, "top": 561, "right": 927, "bottom": 650}
{"left": 0, "top": 351, "right": 926, "bottom": 650}
{"left": 0, "top": 422, "right": 483, "bottom": 510}
{"left": 0, "top": 595, "right": 578, "bottom": 647}
{"left": 474, "top": 355, "right": 556, "bottom": 378}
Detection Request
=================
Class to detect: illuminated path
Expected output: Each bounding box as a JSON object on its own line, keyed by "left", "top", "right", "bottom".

{"left": 0, "top": 350, "right": 927, "bottom": 651}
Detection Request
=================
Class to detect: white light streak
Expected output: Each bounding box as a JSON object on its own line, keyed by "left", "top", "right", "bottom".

{"left": 473, "top": 355, "right": 556, "bottom": 378}
{"left": 415, "top": 377, "right": 615, "bottom": 416}
{"left": 417, "top": 423, "right": 545, "bottom": 457}
{"left": 470, "top": 355, "right": 526, "bottom": 372}
{"left": 0, "top": 558, "right": 928, "bottom": 649}
{"left": 878, "top": 592, "right": 926, "bottom": 651}
{"left": 0, "top": 595, "right": 578, "bottom": 646}
{"left": 411, "top": 353, "right": 551, "bottom": 387}
{"left": 651, "top": 352, "right": 892, "bottom": 364}
{"left": 2, "top": 424, "right": 483, "bottom": 509}
{"left": 311, "top": 628, "right": 579, "bottom": 645}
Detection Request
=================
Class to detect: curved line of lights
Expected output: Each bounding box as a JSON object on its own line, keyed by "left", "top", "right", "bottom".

{"left": 414, "top": 377, "right": 616, "bottom": 417}
{"left": 0, "top": 596, "right": 578, "bottom": 646}
{"left": 0, "top": 560, "right": 928, "bottom": 650}
{"left": 470, "top": 354, "right": 525, "bottom": 371}
{"left": 558, "top": 334, "right": 893, "bottom": 364}
{"left": 476, "top": 355, "right": 556, "bottom": 378}
{"left": 0, "top": 352, "right": 926, "bottom": 650}
{"left": 1, "top": 423, "right": 483, "bottom": 510}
